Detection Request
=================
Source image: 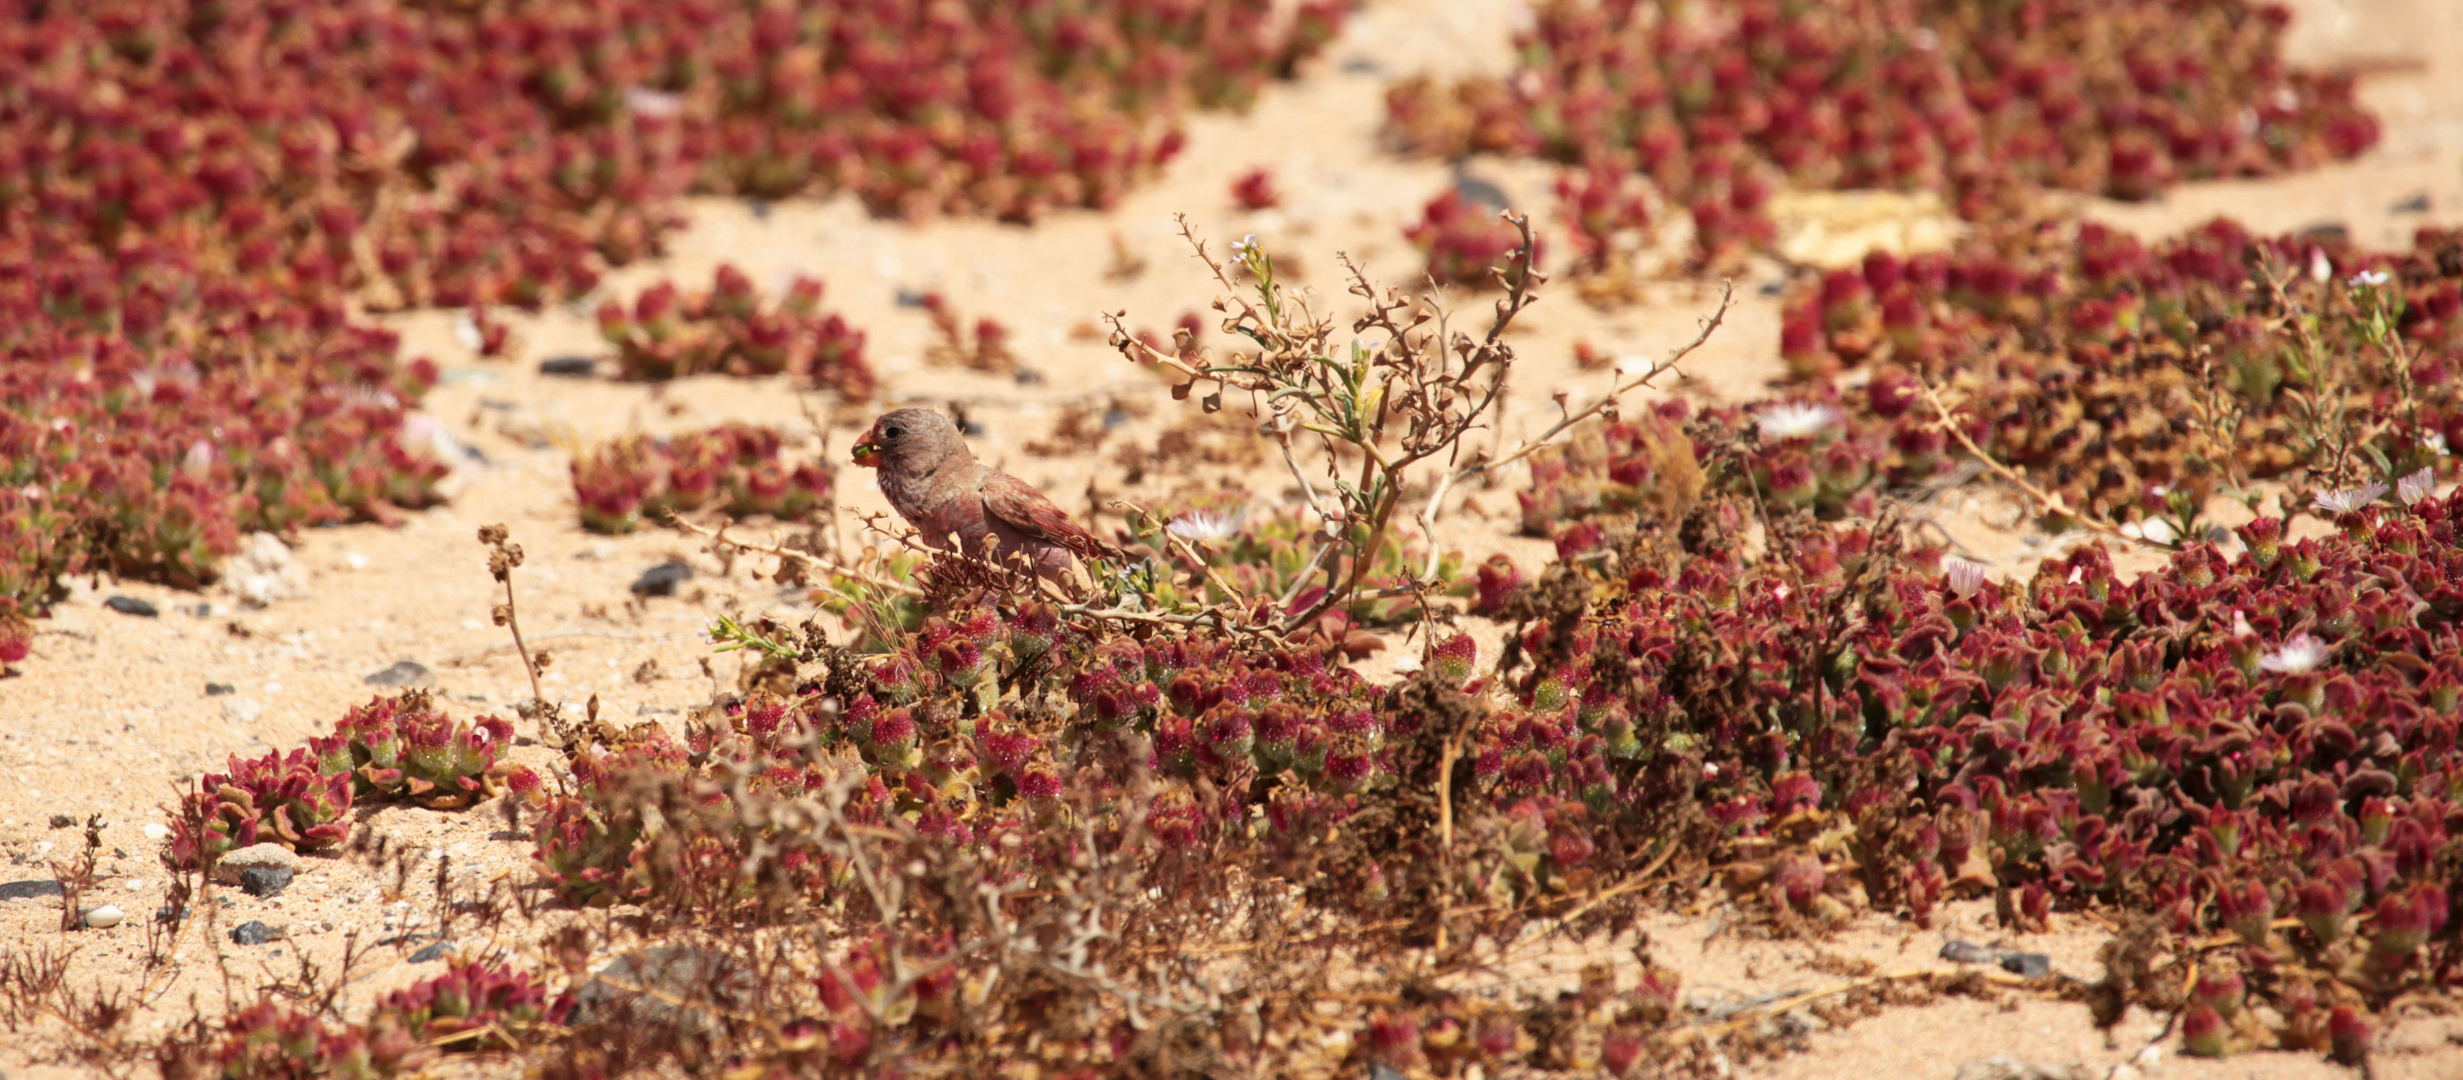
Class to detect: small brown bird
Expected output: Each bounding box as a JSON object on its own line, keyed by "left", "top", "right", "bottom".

{"left": 851, "top": 408, "right": 1117, "bottom": 578}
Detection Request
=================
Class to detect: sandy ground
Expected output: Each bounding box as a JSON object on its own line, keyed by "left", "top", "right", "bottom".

{"left": 4, "top": 0, "right": 2463, "bottom": 1076}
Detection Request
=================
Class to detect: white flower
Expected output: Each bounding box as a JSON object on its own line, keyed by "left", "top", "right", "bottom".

{"left": 2397, "top": 467, "right": 2436, "bottom": 506}
{"left": 2348, "top": 269, "right": 2391, "bottom": 288}
{"left": 1165, "top": 508, "right": 1244, "bottom": 544}
{"left": 2258, "top": 633, "right": 2329, "bottom": 675}
{"left": 623, "top": 86, "right": 684, "bottom": 119}
{"left": 2306, "top": 246, "right": 2331, "bottom": 285}
{"left": 1755, "top": 401, "right": 1842, "bottom": 441}
{"left": 1229, "top": 234, "right": 1259, "bottom": 261}
{"left": 453, "top": 310, "right": 484, "bottom": 351}
{"left": 2424, "top": 431, "right": 2450, "bottom": 456}
{"left": 2311, "top": 481, "right": 2389, "bottom": 515}
{"left": 1942, "top": 555, "right": 1988, "bottom": 598}
{"left": 2231, "top": 610, "right": 2255, "bottom": 639}
{"left": 2120, "top": 517, "right": 2176, "bottom": 544}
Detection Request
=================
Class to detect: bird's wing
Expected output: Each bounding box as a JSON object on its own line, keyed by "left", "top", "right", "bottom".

{"left": 980, "top": 470, "right": 1116, "bottom": 560}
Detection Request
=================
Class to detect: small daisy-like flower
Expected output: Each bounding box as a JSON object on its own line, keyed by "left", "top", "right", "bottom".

{"left": 2311, "top": 481, "right": 2389, "bottom": 516}
{"left": 624, "top": 86, "right": 684, "bottom": 119}
{"left": 1942, "top": 555, "right": 1988, "bottom": 598}
{"left": 2397, "top": 467, "right": 2436, "bottom": 506}
{"left": 1165, "top": 508, "right": 1244, "bottom": 544}
{"left": 2424, "top": 431, "right": 2450, "bottom": 456}
{"left": 2258, "top": 633, "right": 2329, "bottom": 674}
{"left": 1229, "top": 234, "right": 1259, "bottom": 261}
{"left": 2121, "top": 517, "right": 2177, "bottom": 544}
{"left": 2348, "top": 269, "right": 2391, "bottom": 288}
{"left": 1754, "top": 401, "right": 1842, "bottom": 441}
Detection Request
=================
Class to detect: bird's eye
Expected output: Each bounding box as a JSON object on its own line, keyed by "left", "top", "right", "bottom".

{"left": 882, "top": 424, "right": 904, "bottom": 440}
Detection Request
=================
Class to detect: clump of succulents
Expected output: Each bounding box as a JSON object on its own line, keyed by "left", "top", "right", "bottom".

{"left": 197, "top": 960, "right": 568, "bottom": 1079}
{"left": 1406, "top": 189, "right": 1543, "bottom": 288}
{"left": 312, "top": 691, "right": 515, "bottom": 808}
{"left": 597, "top": 264, "right": 873, "bottom": 394}
{"left": 1387, "top": 0, "right": 2378, "bottom": 266}
{"left": 171, "top": 748, "right": 354, "bottom": 866}
{"left": 569, "top": 422, "right": 833, "bottom": 535}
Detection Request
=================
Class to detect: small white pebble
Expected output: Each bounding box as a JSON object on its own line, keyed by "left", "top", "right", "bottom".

{"left": 123, "top": 879, "right": 149, "bottom": 892}
{"left": 82, "top": 904, "right": 126, "bottom": 929}
{"left": 345, "top": 552, "right": 369, "bottom": 570}
{"left": 265, "top": 682, "right": 283, "bottom": 693}
{"left": 142, "top": 823, "right": 171, "bottom": 841}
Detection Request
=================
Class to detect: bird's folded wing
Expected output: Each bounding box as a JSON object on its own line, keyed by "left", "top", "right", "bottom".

{"left": 980, "top": 471, "right": 1116, "bottom": 560}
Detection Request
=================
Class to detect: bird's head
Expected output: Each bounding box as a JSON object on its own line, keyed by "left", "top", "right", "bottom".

{"left": 852, "top": 407, "right": 961, "bottom": 472}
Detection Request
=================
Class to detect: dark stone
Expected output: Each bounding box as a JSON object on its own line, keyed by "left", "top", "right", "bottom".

{"left": 363, "top": 660, "right": 434, "bottom": 689}
{"left": 48, "top": 814, "right": 74, "bottom": 829}
{"left": 408, "top": 941, "right": 452, "bottom": 963}
{"left": 571, "top": 945, "right": 753, "bottom": 1035}
{"left": 1450, "top": 172, "right": 1510, "bottom": 211}
{"left": 104, "top": 595, "right": 159, "bottom": 617}
{"left": 2391, "top": 192, "right": 2431, "bottom": 214}
{"left": 205, "top": 682, "right": 236, "bottom": 696}
{"left": 630, "top": 560, "right": 695, "bottom": 598}
{"left": 229, "top": 920, "right": 279, "bottom": 946}
{"left": 0, "top": 879, "right": 66, "bottom": 901}
{"left": 1938, "top": 940, "right": 1996, "bottom": 965}
{"left": 237, "top": 866, "right": 294, "bottom": 899}
{"left": 2295, "top": 221, "right": 2349, "bottom": 243}
{"left": 1012, "top": 366, "right": 1045, "bottom": 385}
{"left": 1999, "top": 952, "right": 2053, "bottom": 979}
{"left": 538, "top": 356, "right": 598, "bottom": 377}
{"left": 894, "top": 288, "right": 931, "bottom": 308}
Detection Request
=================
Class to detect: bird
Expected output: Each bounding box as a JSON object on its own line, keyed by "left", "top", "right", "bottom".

{"left": 850, "top": 407, "right": 1118, "bottom": 579}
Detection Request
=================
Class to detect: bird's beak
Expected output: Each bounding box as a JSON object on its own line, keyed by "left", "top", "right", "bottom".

{"left": 850, "top": 436, "right": 879, "bottom": 468}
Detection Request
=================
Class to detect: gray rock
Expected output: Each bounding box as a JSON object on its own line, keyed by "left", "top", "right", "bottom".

{"left": 408, "top": 940, "right": 452, "bottom": 963}
{"left": 1999, "top": 952, "right": 2052, "bottom": 979}
{"left": 363, "top": 660, "right": 434, "bottom": 689}
{"left": 630, "top": 560, "right": 694, "bottom": 598}
{"left": 229, "top": 920, "right": 281, "bottom": 946}
{"left": 213, "top": 843, "right": 301, "bottom": 886}
{"left": 1938, "top": 939, "right": 1996, "bottom": 965}
{"left": 572, "top": 946, "right": 753, "bottom": 1036}
{"left": 0, "top": 879, "right": 65, "bottom": 901}
{"left": 221, "top": 697, "right": 263, "bottom": 726}
{"left": 238, "top": 866, "right": 293, "bottom": 899}
{"left": 538, "top": 357, "right": 597, "bottom": 377}
{"left": 104, "top": 595, "right": 159, "bottom": 618}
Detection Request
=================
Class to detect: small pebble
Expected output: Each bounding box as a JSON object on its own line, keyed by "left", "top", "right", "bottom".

{"left": 142, "top": 822, "right": 172, "bottom": 841}
{"left": 204, "top": 682, "right": 236, "bottom": 696}
{"left": 363, "top": 660, "right": 434, "bottom": 689}
{"left": 1999, "top": 952, "right": 2053, "bottom": 979}
{"left": 82, "top": 904, "right": 126, "bottom": 929}
{"left": 229, "top": 920, "right": 282, "bottom": 946}
{"left": 104, "top": 595, "right": 159, "bottom": 618}
{"left": 538, "top": 356, "right": 598, "bottom": 377}
{"left": 213, "top": 842, "right": 302, "bottom": 886}
{"left": 631, "top": 560, "right": 695, "bottom": 598}
{"left": 408, "top": 940, "right": 453, "bottom": 963}
{"left": 1938, "top": 940, "right": 1996, "bottom": 965}
{"left": 221, "top": 697, "right": 263, "bottom": 726}
{"left": 238, "top": 865, "right": 294, "bottom": 899}
{"left": 48, "top": 813, "right": 75, "bottom": 829}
